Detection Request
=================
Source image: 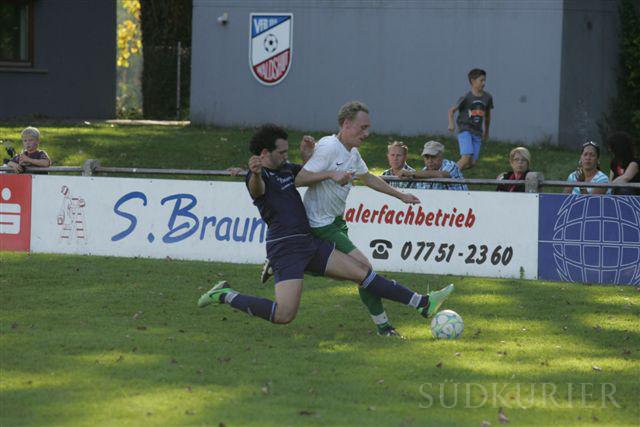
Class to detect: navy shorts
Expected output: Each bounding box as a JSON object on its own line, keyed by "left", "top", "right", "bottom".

{"left": 266, "top": 234, "right": 335, "bottom": 283}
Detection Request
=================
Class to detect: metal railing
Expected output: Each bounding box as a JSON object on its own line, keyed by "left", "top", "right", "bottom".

{"left": 2, "top": 160, "right": 640, "bottom": 194}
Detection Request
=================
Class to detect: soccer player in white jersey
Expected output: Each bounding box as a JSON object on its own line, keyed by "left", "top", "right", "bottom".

{"left": 293, "top": 101, "right": 421, "bottom": 337}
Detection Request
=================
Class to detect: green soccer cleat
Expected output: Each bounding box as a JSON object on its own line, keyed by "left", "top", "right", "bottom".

{"left": 377, "top": 325, "right": 405, "bottom": 339}
{"left": 198, "top": 281, "right": 232, "bottom": 308}
{"left": 260, "top": 258, "right": 273, "bottom": 284}
{"left": 418, "top": 283, "right": 454, "bottom": 318}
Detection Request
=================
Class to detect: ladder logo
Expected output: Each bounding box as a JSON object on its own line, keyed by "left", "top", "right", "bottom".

{"left": 57, "top": 185, "right": 88, "bottom": 244}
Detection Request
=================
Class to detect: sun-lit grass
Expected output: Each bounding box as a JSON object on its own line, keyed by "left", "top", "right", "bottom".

{"left": 0, "top": 122, "right": 603, "bottom": 190}
{"left": 1, "top": 253, "right": 638, "bottom": 426}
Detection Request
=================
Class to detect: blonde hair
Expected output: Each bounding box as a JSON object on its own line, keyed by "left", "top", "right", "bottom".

{"left": 509, "top": 147, "right": 531, "bottom": 165}
{"left": 387, "top": 141, "right": 408, "bottom": 155}
{"left": 338, "top": 101, "right": 369, "bottom": 126}
{"left": 21, "top": 126, "right": 41, "bottom": 140}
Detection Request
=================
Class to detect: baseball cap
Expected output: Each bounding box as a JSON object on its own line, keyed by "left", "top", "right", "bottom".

{"left": 421, "top": 140, "right": 444, "bottom": 156}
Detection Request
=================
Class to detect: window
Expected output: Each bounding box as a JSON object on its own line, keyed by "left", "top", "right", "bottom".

{"left": 0, "top": 1, "right": 33, "bottom": 66}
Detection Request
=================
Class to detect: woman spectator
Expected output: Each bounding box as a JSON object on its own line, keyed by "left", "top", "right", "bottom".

{"left": 496, "top": 147, "right": 531, "bottom": 192}
{"left": 563, "top": 141, "right": 609, "bottom": 195}
{"left": 607, "top": 131, "right": 639, "bottom": 195}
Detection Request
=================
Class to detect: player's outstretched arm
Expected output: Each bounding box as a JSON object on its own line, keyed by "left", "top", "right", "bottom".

{"left": 247, "top": 155, "right": 266, "bottom": 198}
{"left": 295, "top": 168, "right": 352, "bottom": 187}
{"left": 360, "top": 172, "right": 420, "bottom": 204}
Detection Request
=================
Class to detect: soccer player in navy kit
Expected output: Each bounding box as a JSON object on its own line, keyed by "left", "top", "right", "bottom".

{"left": 198, "top": 124, "right": 454, "bottom": 326}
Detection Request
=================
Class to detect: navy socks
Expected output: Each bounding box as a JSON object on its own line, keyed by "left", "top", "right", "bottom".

{"left": 360, "top": 270, "right": 428, "bottom": 309}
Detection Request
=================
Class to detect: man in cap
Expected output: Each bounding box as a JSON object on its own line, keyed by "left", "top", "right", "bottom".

{"left": 398, "top": 141, "right": 468, "bottom": 191}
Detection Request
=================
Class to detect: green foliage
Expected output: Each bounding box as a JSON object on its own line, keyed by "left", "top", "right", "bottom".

{"left": 1, "top": 253, "right": 638, "bottom": 426}
{"left": 603, "top": 0, "right": 640, "bottom": 139}
{"left": 140, "top": 0, "right": 192, "bottom": 119}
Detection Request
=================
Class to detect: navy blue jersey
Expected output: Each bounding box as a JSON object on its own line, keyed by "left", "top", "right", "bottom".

{"left": 246, "top": 162, "right": 311, "bottom": 241}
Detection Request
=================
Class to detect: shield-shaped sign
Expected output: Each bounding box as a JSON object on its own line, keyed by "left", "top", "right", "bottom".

{"left": 249, "top": 13, "right": 293, "bottom": 86}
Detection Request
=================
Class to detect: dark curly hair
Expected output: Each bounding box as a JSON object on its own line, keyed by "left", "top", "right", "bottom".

{"left": 249, "top": 124, "right": 288, "bottom": 155}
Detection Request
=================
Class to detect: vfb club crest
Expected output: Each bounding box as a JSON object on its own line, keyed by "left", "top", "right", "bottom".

{"left": 249, "top": 13, "right": 293, "bottom": 85}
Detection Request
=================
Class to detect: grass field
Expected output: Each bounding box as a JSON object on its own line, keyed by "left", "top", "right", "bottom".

{"left": 0, "top": 121, "right": 610, "bottom": 189}
{"left": 1, "top": 253, "right": 639, "bottom": 426}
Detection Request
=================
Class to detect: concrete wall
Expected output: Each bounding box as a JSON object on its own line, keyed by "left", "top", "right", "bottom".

{"left": 191, "top": 0, "right": 572, "bottom": 144}
{"left": 558, "top": 0, "right": 619, "bottom": 149}
{"left": 0, "top": 0, "right": 116, "bottom": 119}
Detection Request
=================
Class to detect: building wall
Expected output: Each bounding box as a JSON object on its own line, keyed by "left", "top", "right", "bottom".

{"left": 558, "top": 0, "right": 619, "bottom": 149}
{"left": 191, "top": 0, "right": 575, "bottom": 144}
{"left": 0, "top": 0, "right": 116, "bottom": 120}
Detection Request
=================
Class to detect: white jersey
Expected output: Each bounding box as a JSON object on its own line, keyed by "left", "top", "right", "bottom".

{"left": 302, "top": 135, "right": 368, "bottom": 227}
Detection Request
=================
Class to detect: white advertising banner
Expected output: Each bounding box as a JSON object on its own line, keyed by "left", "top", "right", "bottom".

{"left": 30, "top": 176, "right": 539, "bottom": 279}
{"left": 344, "top": 188, "right": 539, "bottom": 279}
{"left": 30, "top": 175, "right": 267, "bottom": 263}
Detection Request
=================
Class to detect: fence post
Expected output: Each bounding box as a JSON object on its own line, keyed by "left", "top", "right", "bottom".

{"left": 176, "top": 41, "right": 181, "bottom": 120}
{"left": 525, "top": 172, "right": 544, "bottom": 193}
{"left": 82, "top": 159, "right": 101, "bottom": 176}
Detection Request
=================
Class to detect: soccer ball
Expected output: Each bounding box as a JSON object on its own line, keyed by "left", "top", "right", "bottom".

{"left": 430, "top": 310, "right": 464, "bottom": 339}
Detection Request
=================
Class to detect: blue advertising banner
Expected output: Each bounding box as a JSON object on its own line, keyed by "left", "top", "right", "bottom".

{"left": 538, "top": 194, "right": 640, "bottom": 285}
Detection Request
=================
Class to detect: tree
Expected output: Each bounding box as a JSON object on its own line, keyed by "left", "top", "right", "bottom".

{"left": 140, "top": 0, "right": 192, "bottom": 119}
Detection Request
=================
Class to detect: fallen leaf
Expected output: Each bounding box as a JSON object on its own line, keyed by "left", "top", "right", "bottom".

{"left": 498, "top": 407, "right": 509, "bottom": 424}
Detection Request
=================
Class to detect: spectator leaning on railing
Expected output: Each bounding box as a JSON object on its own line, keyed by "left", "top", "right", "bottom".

{"left": 564, "top": 141, "right": 609, "bottom": 195}
{"left": 496, "top": 147, "right": 531, "bottom": 192}
{"left": 6, "top": 127, "right": 51, "bottom": 174}
{"left": 381, "top": 141, "right": 416, "bottom": 189}
{"left": 398, "top": 140, "right": 468, "bottom": 191}
{"left": 607, "top": 131, "right": 640, "bottom": 196}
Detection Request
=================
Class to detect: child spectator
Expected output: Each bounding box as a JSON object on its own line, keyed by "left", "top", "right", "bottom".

{"left": 496, "top": 147, "right": 531, "bottom": 192}
{"left": 448, "top": 68, "right": 494, "bottom": 170}
{"left": 563, "top": 141, "right": 609, "bottom": 195}
{"left": 381, "top": 141, "right": 417, "bottom": 188}
{"left": 6, "top": 127, "right": 51, "bottom": 174}
{"left": 607, "top": 131, "right": 639, "bottom": 195}
{"left": 402, "top": 140, "right": 467, "bottom": 190}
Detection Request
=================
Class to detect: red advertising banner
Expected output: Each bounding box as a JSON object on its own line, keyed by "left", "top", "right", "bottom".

{"left": 0, "top": 174, "right": 32, "bottom": 252}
